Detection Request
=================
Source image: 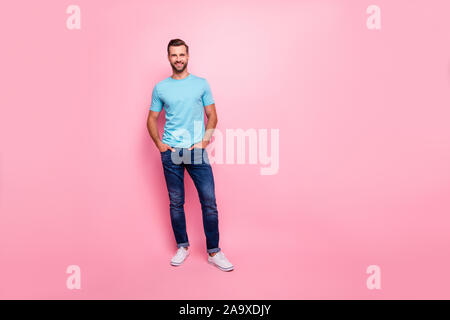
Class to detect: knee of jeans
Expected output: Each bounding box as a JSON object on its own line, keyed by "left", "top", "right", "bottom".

{"left": 201, "top": 193, "right": 217, "bottom": 209}
{"left": 169, "top": 194, "right": 185, "bottom": 207}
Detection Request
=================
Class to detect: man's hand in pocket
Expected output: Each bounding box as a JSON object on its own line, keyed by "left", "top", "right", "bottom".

{"left": 158, "top": 142, "right": 175, "bottom": 152}
{"left": 188, "top": 140, "right": 209, "bottom": 150}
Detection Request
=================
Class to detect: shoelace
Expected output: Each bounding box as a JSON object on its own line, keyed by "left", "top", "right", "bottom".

{"left": 214, "top": 251, "right": 225, "bottom": 260}
{"left": 176, "top": 248, "right": 186, "bottom": 258}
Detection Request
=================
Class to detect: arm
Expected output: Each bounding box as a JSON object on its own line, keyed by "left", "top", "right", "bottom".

{"left": 188, "top": 103, "right": 218, "bottom": 150}
{"left": 203, "top": 103, "right": 218, "bottom": 142}
{"left": 147, "top": 110, "right": 174, "bottom": 152}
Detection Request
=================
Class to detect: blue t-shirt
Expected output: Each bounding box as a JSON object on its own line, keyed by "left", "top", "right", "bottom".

{"left": 150, "top": 73, "right": 215, "bottom": 148}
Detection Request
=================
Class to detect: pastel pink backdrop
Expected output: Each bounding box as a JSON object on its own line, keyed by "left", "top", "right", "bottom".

{"left": 0, "top": 0, "right": 449, "bottom": 299}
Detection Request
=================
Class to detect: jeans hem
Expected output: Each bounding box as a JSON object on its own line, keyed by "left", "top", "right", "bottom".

{"left": 177, "top": 242, "right": 189, "bottom": 248}
{"left": 207, "top": 247, "right": 221, "bottom": 254}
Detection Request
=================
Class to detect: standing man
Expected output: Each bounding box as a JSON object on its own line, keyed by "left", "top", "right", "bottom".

{"left": 147, "top": 39, "right": 234, "bottom": 272}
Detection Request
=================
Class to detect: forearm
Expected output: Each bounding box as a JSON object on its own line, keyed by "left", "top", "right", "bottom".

{"left": 203, "top": 115, "right": 218, "bottom": 142}
{"left": 147, "top": 118, "right": 163, "bottom": 148}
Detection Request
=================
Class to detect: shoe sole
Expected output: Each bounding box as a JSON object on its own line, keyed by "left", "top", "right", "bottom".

{"left": 170, "top": 253, "right": 189, "bottom": 266}
{"left": 208, "top": 260, "right": 234, "bottom": 272}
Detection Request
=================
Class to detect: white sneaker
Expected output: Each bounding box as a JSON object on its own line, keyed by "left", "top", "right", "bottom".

{"left": 170, "top": 247, "right": 189, "bottom": 266}
{"left": 207, "top": 251, "right": 234, "bottom": 271}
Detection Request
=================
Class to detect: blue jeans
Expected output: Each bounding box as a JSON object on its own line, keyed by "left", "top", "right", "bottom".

{"left": 160, "top": 147, "right": 221, "bottom": 254}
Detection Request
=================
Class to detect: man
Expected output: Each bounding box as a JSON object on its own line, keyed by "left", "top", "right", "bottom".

{"left": 147, "top": 39, "right": 234, "bottom": 272}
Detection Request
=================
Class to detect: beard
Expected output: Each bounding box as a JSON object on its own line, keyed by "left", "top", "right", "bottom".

{"left": 172, "top": 61, "right": 187, "bottom": 73}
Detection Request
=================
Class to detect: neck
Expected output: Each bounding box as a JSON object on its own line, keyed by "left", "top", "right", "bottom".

{"left": 171, "top": 70, "right": 190, "bottom": 80}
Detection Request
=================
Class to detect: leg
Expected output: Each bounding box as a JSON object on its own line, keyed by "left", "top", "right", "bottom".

{"left": 185, "top": 148, "right": 220, "bottom": 254}
{"left": 161, "top": 149, "right": 189, "bottom": 248}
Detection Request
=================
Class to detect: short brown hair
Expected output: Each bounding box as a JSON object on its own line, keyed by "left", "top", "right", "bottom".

{"left": 167, "top": 39, "right": 189, "bottom": 55}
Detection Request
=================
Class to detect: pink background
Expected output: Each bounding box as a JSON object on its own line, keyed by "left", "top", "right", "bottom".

{"left": 1, "top": 0, "right": 449, "bottom": 299}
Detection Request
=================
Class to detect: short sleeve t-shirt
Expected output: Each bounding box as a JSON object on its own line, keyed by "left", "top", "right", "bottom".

{"left": 150, "top": 73, "right": 215, "bottom": 148}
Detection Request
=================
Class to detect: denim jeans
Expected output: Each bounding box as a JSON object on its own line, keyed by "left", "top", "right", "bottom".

{"left": 160, "top": 146, "right": 221, "bottom": 254}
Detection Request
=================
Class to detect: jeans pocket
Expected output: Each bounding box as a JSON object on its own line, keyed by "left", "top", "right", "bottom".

{"left": 160, "top": 150, "right": 169, "bottom": 159}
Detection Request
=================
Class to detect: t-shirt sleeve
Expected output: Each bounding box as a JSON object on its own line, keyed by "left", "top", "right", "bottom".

{"left": 202, "top": 80, "right": 215, "bottom": 107}
{"left": 150, "top": 85, "right": 163, "bottom": 111}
